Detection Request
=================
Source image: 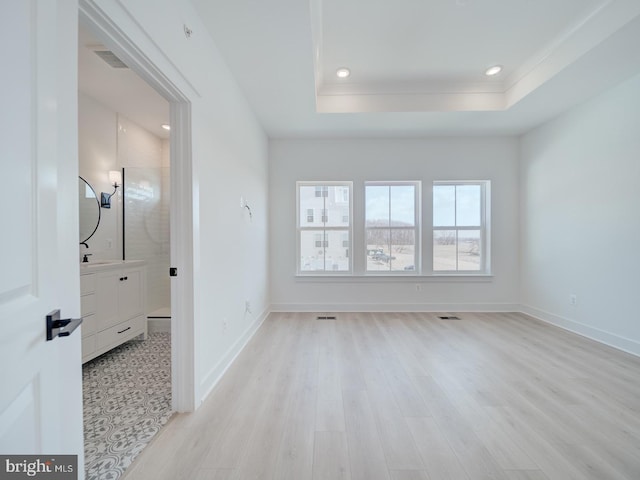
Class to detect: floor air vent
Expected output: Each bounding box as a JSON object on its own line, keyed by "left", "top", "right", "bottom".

{"left": 438, "top": 315, "right": 461, "bottom": 320}
{"left": 316, "top": 315, "right": 337, "bottom": 320}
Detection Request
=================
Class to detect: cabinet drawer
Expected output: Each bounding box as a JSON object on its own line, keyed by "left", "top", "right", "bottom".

{"left": 80, "top": 273, "right": 96, "bottom": 295}
{"left": 81, "top": 293, "right": 96, "bottom": 317}
{"left": 82, "top": 334, "right": 96, "bottom": 360}
{"left": 97, "top": 315, "right": 146, "bottom": 351}
{"left": 82, "top": 313, "right": 97, "bottom": 337}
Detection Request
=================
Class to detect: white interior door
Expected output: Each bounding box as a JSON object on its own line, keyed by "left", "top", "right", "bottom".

{"left": 0, "top": 0, "right": 84, "bottom": 468}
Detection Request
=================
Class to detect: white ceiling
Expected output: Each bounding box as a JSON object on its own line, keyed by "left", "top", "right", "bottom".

{"left": 77, "top": 26, "right": 170, "bottom": 140}
{"left": 192, "top": 0, "right": 640, "bottom": 137}
{"left": 78, "top": 2, "right": 640, "bottom": 139}
{"left": 318, "top": 0, "right": 603, "bottom": 88}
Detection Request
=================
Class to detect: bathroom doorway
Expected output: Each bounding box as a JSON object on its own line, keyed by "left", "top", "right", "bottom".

{"left": 77, "top": 23, "right": 173, "bottom": 331}
{"left": 79, "top": 0, "right": 196, "bottom": 416}
{"left": 78, "top": 21, "right": 177, "bottom": 480}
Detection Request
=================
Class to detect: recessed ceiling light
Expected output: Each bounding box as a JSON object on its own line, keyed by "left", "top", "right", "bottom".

{"left": 336, "top": 67, "right": 351, "bottom": 78}
{"left": 161, "top": 124, "right": 171, "bottom": 131}
{"left": 485, "top": 65, "right": 503, "bottom": 76}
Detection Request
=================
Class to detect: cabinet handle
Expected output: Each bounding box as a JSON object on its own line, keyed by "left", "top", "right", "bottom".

{"left": 117, "top": 326, "right": 131, "bottom": 334}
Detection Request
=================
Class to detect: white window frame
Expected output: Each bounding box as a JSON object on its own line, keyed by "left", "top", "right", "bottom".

{"left": 297, "top": 181, "right": 353, "bottom": 275}
{"left": 432, "top": 180, "right": 491, "bottom": 274}
{"left": 364, "top": 181, "right": 421, "bottom": 275}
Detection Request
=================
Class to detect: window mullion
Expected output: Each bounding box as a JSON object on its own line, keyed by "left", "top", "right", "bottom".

{"left": 322, "top": 193, "right": 326, "bottom": 270}
{"left": 455, "top": 229, "right": 459, "bottom": 271}
{"left": 387, "top": 186, "right": 392, "bottom": 271}
{"left": 454, "top": 185, "right": 457, "bottom": 271}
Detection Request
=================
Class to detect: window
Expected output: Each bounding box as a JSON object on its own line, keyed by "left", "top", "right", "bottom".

{"left": 365, "top": 182, "right": 420, "bottom": 273}
{"left": 315, "top": 186, "right": 328, "bottom": 197}
{"left": 315, "top": 233, "right": 328, "bottom": 248}
{"left": 433, "top": 181, "right": 490, "bottom": 273}
{"left": 336, "top": 187, "right": 349, "bottom": 203}
{"left": 298, "top": 182, "right": 352, "bottom": 273}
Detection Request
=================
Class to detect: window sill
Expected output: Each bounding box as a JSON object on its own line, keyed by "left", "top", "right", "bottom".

{"left": 295, "top": 274, "right": 493, "bottom": 283}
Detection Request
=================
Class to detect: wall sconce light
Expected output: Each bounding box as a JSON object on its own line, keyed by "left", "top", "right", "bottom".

{"left": 101, "top": 170, "right": 122, "bottom": 208}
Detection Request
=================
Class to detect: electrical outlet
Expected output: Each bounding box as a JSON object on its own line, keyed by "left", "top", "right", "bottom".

{"left": 569, "top": 294, "right": 577, "bottom": 306}
{"left": 245, "top": 300, "right": 252, "bottom": 314}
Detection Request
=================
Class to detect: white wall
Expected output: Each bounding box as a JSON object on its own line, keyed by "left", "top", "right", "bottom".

{"left": 520, "top": 72, "right": 640, "bottom": 355}
{"left": 269, "top": 138, "right": 520, "bottom": 311}
{"left": 78, "top": 92, "right": 121, "bottom": 260}
{"left": 85, "top": 0, "right": 270, "bottom": 405}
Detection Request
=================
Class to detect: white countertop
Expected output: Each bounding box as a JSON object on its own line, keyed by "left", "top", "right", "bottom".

{"left": 80, "top": 259, "right": 146, "bottom": 272}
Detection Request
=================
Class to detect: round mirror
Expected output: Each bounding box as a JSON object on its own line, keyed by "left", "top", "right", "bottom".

{"left": 79, "top": 176, "right": 101, "bottom": 246}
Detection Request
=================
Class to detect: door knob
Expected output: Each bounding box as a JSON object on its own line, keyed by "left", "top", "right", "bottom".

{"left": 46, "top": 309, "right": 83, "bottom": 341}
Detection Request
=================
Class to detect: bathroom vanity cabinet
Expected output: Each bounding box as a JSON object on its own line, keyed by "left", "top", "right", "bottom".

{"left": 80, "top": 260, "right": 147, "bottom": 363}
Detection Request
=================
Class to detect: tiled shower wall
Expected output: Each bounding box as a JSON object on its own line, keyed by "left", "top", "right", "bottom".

{"left": 118, "top": 117, "right": 170, "bottom": 314}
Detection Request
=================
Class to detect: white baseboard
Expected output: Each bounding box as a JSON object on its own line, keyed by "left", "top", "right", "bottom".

{"left": 520, "top": 304, "right": 640, "bottom": 357}
{"left": 199, "top": 307, "right": 269, "bottom": 405}
{"left": 270, "top": 303, "right": 520, "bottom": 313}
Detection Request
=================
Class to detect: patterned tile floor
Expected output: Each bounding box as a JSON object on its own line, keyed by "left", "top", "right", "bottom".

{"left": 83, "top": 332, "right": 173, "bottom": 480}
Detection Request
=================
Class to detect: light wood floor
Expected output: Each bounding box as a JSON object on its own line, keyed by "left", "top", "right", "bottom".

{"left": 122, "top": 312, "right": 640, "bottom": 480}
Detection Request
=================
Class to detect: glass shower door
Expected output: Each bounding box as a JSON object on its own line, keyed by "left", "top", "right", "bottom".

{"left": 123, "top": 167, "right": 171, "bottom": 316}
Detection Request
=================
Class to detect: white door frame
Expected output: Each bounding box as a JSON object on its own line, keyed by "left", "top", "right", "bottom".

{"left": 79, "top": 1, "right": 196, "bottom": 411}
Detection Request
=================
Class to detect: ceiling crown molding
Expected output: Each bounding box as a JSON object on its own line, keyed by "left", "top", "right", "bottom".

{"left": 313, "top": 0, "right": 640, "bottom": 114}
